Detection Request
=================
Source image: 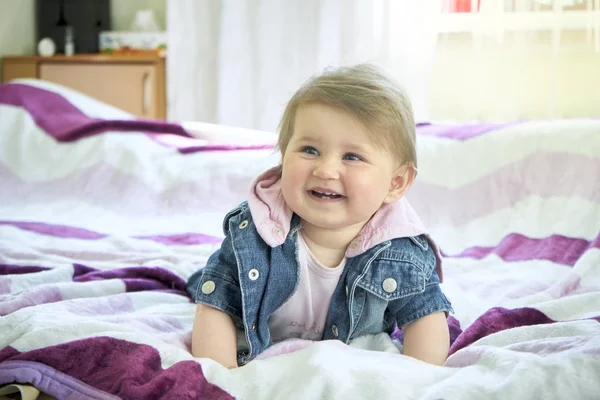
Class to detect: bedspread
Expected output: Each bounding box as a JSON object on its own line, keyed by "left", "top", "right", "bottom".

{"left": 1, "top": 81, "right": 599, "bottom": 399}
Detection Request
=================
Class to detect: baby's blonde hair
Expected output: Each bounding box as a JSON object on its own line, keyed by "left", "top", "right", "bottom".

{"left": 277, "top": 63, "right": 417, "bottom": 169}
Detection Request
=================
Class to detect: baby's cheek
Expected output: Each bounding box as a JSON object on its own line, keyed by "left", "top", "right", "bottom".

{"left": 281, "top": 179, "right": 295, "bottom": 198}
{"left": 281, "top": 165, "right": 300, "bottom": 186}
{"left": 350, "top": 177, "right": 391, "bottom": 204}
{"left": 353, "top": 175, "right": 385, "bottom": 192}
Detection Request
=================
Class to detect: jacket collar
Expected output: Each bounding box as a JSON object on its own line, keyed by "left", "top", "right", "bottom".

{"left": 247, "top": 167, "right": 444, "bottom": 280}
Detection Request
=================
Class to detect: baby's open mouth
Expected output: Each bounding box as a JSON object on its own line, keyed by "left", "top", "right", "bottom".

{"left": 310, "top": 190, "right": 344, "bottom": 199}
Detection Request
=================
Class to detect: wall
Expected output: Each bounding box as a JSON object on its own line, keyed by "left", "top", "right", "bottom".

{"left": 0, "top": 0, "right": 36, "bottom": 63}
{"left": 0, "top": 0, "right": 166, "bottom": 76}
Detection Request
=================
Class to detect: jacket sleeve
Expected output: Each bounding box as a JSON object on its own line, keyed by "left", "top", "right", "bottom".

{"left": 186, "top": 226, "right": 243, "bottom": 321}
{"left": 387, "top": 250, "right": 454, "bottom": 330}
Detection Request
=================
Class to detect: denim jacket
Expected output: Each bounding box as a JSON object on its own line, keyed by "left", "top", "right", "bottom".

{"left": 186, "top": 168, "right": 453, "bottom": 366}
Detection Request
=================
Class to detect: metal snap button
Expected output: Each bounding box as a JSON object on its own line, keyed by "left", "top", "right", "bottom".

{"left": 239, "top": 220, "right": 249, "bottom": 229}
{"left": 332, "top": 325, "right": 339, "bottom": 338}
{"left": 201, "top": 280, "right": 215, "bottom": 295}
{"left": 345, "top": 285, "right": 349, "bottom": 297}
{"left": 382, "top": 278, "right": 398, "bottom": 293}
{"left": 251, "top": 322, "right": 256, "bottom": 330}
{"left": 248, "top": 269, "right": 259, "bottom": 280}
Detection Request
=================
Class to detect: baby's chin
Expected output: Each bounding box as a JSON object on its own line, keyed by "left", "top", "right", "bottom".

{"left": 297, "top": 215, "right": 370, "bottom": 233}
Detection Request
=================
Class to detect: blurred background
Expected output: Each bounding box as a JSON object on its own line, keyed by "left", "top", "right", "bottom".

{"left": 1, "top": 0, "right": 599, "bottom": 130}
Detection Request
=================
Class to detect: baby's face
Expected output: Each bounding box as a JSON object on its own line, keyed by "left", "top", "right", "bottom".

{"left": 280, "top": 103, "right": 399, "bottom": 233}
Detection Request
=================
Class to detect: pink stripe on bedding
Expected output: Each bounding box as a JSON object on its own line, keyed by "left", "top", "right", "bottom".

{"left": 444, "top": 232, "right": 600, "bottom": 266}
{"left": 0, "top": 339, "right": 235, "bottom": 400}
{"left": 1, "top": 264, "right": 191, "bottom": 298}
{"left": 0, "top": 360, "right": 120, "bottom": 400}
{"left": 0, "top": 162, "right": 250, "bottom": 216}
{"left": 0, "top": 286, "right": 63, "bottom": 316}
{"left": 73, "top": 265, "right": 190, "bottom": 295}
{"left": 0, "top": 82, "right": 544, "bottom": 149}
{"left": 0, "top": 265, "right": 53, "bottom": 274}
{"left": 448, "top": 306, "right": 600, "bottom": 356}
{"left": 0, "top": 83, "right": 189, "bottom": 142}
{"left": 407, "top": 152, "right": 600, "bottom": 226}
{"left": 0, "top": 83, "right": 273, "bottom": 152}
{"left": 0, "top": 221, "right": 106, "bottom": 239}
{"left": 415, "top": 121, "right": 517, "bottom": 140}
{"left": 135, "top": 233, "right": 222, "bottom": 245}
{"left": 0, "top": 220, "right": 222, "bottom": 245}
{"left": 147, "top": 133, "right": 274, "bottom": 152}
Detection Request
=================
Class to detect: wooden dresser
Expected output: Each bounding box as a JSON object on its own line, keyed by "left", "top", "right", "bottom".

{"left": 1, "top": 54, "right": 166, "bottom": 119}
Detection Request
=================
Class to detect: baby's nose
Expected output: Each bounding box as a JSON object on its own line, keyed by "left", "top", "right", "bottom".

{"left": 313, "top": 157, "right": 340, "bottom": 180}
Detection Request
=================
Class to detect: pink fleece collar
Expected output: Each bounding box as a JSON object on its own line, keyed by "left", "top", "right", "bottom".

{"left": 247, "top": 167, "right": 294, "bottom": 247}
{"left": 247, "top": 167, "right": 443, "bottom": 280}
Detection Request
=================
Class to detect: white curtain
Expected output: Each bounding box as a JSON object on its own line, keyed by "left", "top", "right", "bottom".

{"left": 167, "top": 1, "right": 600, "bottom": 126}
{"left": 166, "top": 0, "right": 439, "bottom": 131}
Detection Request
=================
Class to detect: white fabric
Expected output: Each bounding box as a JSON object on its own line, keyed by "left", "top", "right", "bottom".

{"left": 166, "top": 0, "right": 439, "bottom": 129}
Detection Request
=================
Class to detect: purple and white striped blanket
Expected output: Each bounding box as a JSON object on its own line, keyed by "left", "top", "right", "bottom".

{"left": 1, "top": 80, "right": 599, "bottom": 399}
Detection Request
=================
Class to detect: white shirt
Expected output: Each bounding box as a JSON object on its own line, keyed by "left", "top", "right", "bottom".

{"left": 268, "top": 232, "right": 345, "bottom": 342}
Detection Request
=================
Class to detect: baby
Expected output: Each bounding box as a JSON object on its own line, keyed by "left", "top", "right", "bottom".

{"left": 186, "top": 64, "right": 453, "bottom": 369}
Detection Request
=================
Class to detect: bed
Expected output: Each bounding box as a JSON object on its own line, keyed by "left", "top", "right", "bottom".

{"left": 1, "top": 80, "right": 599, "bottom": 399}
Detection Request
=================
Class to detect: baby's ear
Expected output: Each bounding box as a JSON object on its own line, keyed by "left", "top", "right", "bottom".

{"left": 383, "top": 163, "right": 416, "bottom": 204}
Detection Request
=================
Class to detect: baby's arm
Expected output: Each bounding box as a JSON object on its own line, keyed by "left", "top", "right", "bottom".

{"left": 402, "top": 311, "right": 449, "bottom": 365}
{"left": 191, "top": 304, "right": 238, "bottom": 369}
{"left": 186, "top": 218, "right": 244, "bottom": 369}
{"left": 389, "top": 245, "right": 453, "bottom": 366}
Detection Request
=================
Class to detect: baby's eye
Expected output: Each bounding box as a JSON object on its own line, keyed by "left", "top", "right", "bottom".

{"left": 301, "top": 146, "right": 319, "bottom": 156}
{"left": 343, "top": 153, "right": 362, "bottom": 161}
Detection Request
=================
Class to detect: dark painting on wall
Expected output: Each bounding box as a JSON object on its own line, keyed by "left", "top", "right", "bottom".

{"left": 36, "top": 0, "right": 111, "bottom": 54}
